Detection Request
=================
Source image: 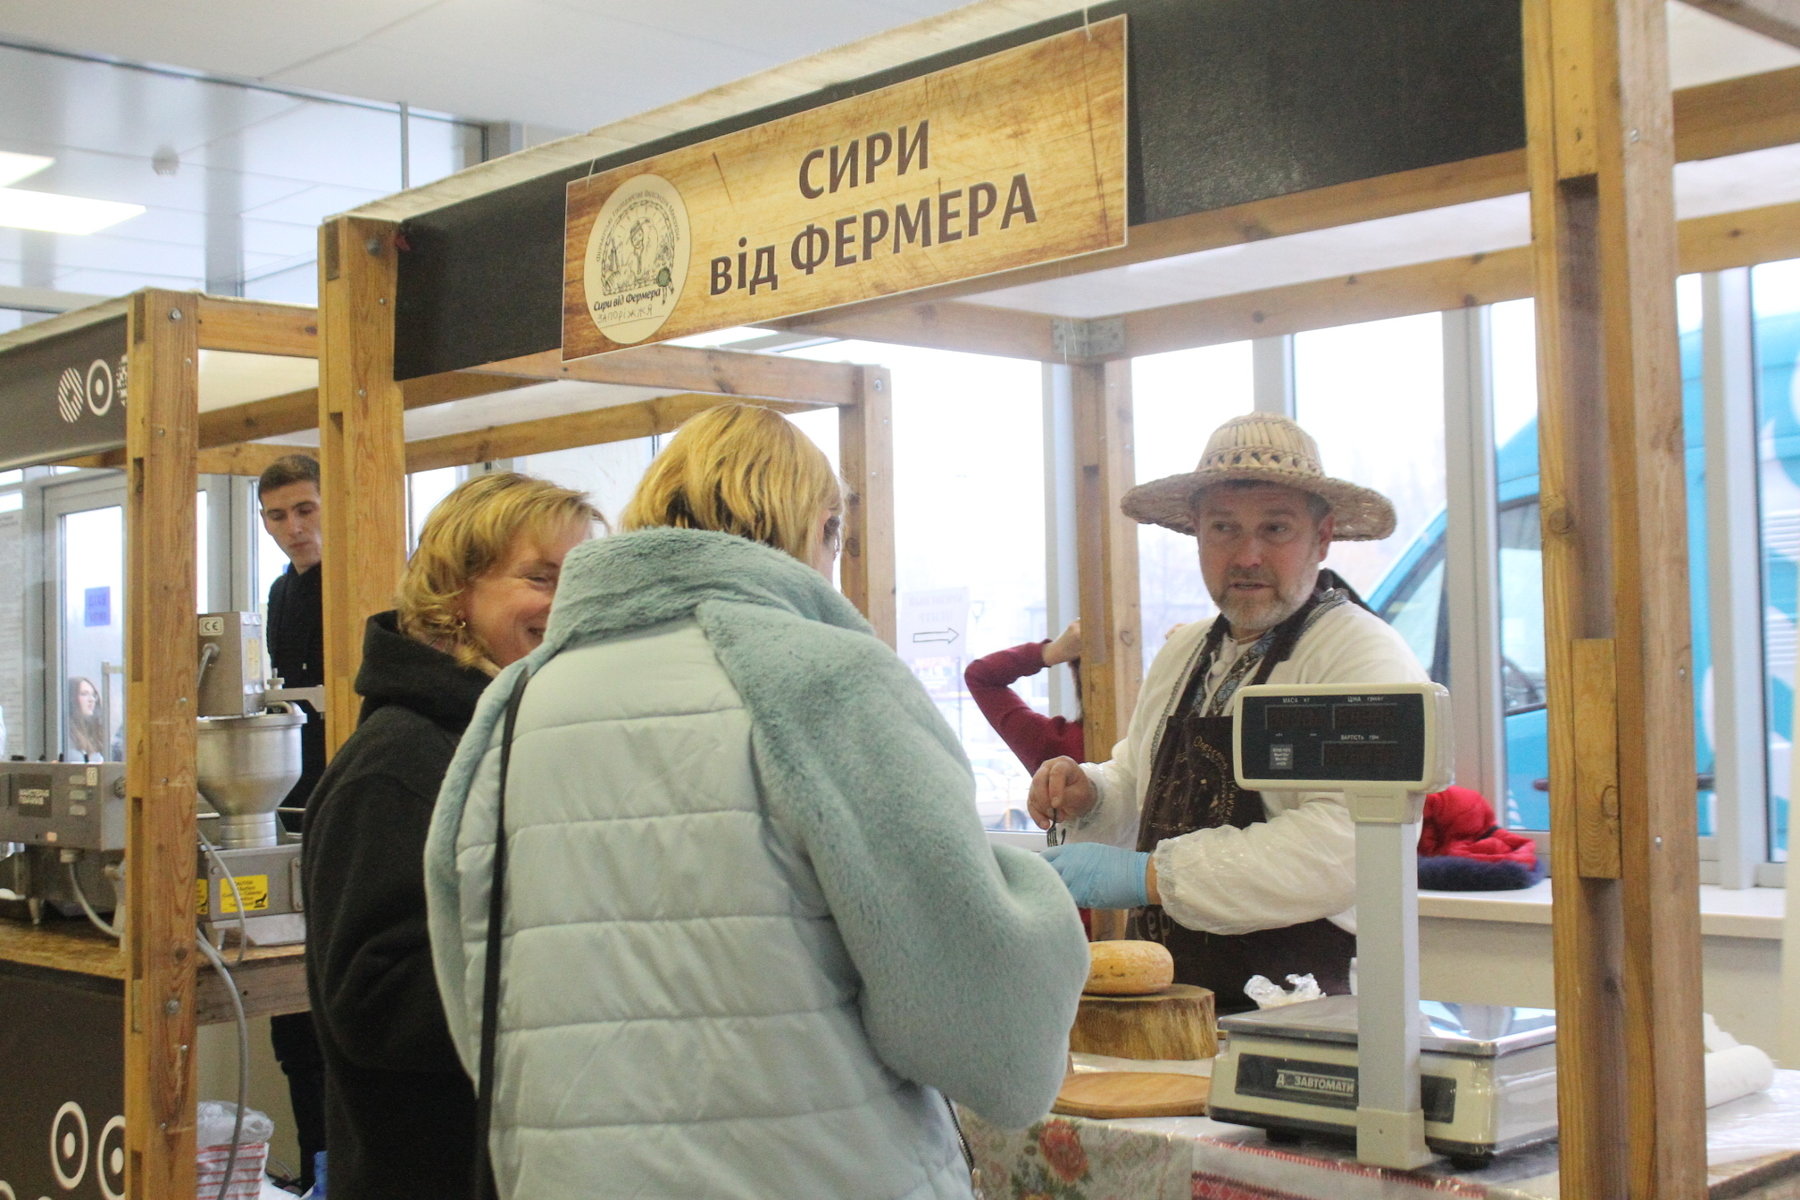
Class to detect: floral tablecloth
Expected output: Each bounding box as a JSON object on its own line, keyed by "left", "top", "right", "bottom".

{"left": 961, "top": 1070, "right": 1800, "bottom": 1200}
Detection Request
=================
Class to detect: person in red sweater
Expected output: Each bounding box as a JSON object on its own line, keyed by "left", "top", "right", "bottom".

{"left": 965, "top": 620, "right": 1086, "bottom": 773}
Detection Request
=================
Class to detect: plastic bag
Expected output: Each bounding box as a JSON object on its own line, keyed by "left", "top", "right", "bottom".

{"left": 195, "top": 1100, "right": 274, "bottom": 1147}
{"left": 195, "top": 1101, "right": 273, "bottom": 1199}
{"left": 1243, "top": 973, "right": 1325, "bottom": 1008}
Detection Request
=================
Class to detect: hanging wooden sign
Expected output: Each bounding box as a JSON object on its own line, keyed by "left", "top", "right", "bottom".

{"left": 0, "top": 314, "right": 129, "bottom": 470}
{"left": 562, "top": 16, "right": 1127, "bottom": 359}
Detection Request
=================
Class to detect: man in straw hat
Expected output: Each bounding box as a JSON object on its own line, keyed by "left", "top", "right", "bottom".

{"left": 1027, "top": 412, "right": 1427, "bottom": 1013}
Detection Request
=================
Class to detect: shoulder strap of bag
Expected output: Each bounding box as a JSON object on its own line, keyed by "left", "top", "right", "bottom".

{"left": 473, "top": 668, "right": 531, "bottom": 1200}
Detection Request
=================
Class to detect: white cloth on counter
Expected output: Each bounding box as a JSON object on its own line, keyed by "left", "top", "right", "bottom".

{"left": 1070, "top": 602, "right": 1428, "bottom": 936}
{"left": 1703, "top": 1013, "right": 1776, "bottom": 1108}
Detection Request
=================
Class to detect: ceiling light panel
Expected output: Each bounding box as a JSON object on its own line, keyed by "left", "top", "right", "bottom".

{"left": 0, "top": 150, "right": 53, "bottom": 187}
{"left": 0, "top": 188, "right": 145, "bottom": 235}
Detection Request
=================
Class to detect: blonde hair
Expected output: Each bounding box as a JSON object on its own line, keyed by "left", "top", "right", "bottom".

{"left": 397, "top": 472, "right": 603, "bottom": 674}
{"left": 620, "top": 404, "right": 843, "bottom": 564}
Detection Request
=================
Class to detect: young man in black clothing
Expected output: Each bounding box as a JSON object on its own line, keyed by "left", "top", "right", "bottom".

{"left": 258, "top": 454, "right": 327, "bottom": 1194}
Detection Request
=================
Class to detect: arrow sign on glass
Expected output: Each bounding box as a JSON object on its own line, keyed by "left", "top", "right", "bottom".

{"left": 899, "top": 587, "right": 970, "bottom": 664}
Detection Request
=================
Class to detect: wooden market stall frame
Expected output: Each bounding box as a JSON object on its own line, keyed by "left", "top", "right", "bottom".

{"left": 8, "top": 2, "right": 1795, "bottom": 1195}
{"left": 314, "top": 5, "right": 1800, "bottom": 1197}
{"left": 1, "top": 283, "right": 876, "bottom": 1198}
{"left": 0, "top": 292, "right": 322, "bottom": 1200}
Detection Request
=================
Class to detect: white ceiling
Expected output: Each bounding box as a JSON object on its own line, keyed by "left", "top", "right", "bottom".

{"left": 0, "top": 0, "right": 973, "bottom": 135}
{"left": 0, "top": 0, "right": 974, "bottom": 321}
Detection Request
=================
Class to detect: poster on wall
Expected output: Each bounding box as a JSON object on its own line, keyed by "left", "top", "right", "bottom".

{"left": 562, "top": 16, "right": 1128, "bottom": 360}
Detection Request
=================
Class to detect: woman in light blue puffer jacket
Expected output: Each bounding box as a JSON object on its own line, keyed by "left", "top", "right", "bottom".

{"left": 426, "top": 404, "right": 1090, "bottom": 1200}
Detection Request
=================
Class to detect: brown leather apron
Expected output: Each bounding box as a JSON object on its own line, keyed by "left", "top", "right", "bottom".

{"left": 1130, "top": 586, "right": 1358, "bottom": 1016}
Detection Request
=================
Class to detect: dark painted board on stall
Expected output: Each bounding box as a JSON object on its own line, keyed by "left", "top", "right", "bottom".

{"left": 392, "top": 0, "right": 1523, "bottom": 380}
{"left": 0, "top": 960, "right": 126, "bottom": 1199}
{"left": 0, "top": 316, "right": 128, "bottom": 470}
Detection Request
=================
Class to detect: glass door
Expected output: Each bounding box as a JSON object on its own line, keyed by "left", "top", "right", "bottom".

{"left": 41, "top": 473, "right": 126, "bottom": 762}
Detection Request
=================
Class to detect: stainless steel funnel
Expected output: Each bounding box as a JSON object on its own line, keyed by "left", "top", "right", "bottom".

{"left": 195, "top": 708, "right": 304, "bottom": 848}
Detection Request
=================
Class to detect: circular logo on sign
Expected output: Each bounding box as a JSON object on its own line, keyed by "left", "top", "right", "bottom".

{"left": 50, "top": 1101, "right": 89, "bottom": 1189}
{"left": 97, "top": 1115, "right": 127, "bottom": 1200}
{"left": 57, "top": 367, "right": 84, "bottom": 423}
{"left": 86, "top": 359, "right": 115, "bottom": 416}
{"left": 583, "top": 173, "right": 689, "bottom": 345}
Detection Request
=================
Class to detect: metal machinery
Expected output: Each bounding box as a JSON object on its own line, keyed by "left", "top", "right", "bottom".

{"left": 193, "top": 611, "right": 321, "bottom": 946}
{"left": 1207, "top": 683, "right": 1561, "bottom": 1169}
{"left": 0, "top": 759, "right": 127, "bottom": 926}
{"left": 0, "top": 612, "right": 321, "bottom": 947}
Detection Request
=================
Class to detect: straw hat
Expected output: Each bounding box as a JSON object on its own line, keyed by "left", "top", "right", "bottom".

{"left": 1121, "top": 412, "right": 1396, "bottom": 541}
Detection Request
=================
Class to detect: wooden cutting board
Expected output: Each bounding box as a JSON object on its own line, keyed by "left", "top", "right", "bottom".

{"left": 1051, "top": 1070, "right": 1212, "bottom": 1119}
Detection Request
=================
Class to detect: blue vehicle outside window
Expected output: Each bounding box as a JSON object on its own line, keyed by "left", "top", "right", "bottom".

{"left": 1368, "top": 310, "right": 1799, "bottom": 860}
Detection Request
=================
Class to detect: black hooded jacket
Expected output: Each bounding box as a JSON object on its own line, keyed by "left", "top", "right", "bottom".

{"left": 303, "top": 611, "right": 492, "bottom": 1200}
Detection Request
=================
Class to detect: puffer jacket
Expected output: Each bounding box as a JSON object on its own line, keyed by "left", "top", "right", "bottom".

{"left": 426, "top": 528, "right": 1089, "bottom": 1200}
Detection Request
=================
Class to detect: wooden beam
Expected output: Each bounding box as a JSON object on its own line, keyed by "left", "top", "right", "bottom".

{"left": 61, "top": 386, "right": 322, "bottom": 468}
{"left": 767, "top": 299, "right": 1057, "bottom": 360}
{"left": 193, "top": 296, "right": 319, "bottom": 357}
{"left": 200, "top": 387, "right": 322, "bottom": 449}
{"left": 781, "top": 63, "right": 1800, "bottom": 327}
{"left": 196, "top": 441, "right": 305, "bottom": 478}
{"left": 402, "top": 392, "right": 824, "bottom": 472}
{"left": 1676, "top": 197, "right": 1800, "bottom": 273}
{"left": 1682, "top": 0, "right": 1800, "bottom": 50}
{"left": 839, "top": 365, "right": 896, "bottom": 645}
{"left": 122, "top": 287, "right": 201, "bottom": 1200}
{"left": 1525, "top": 0, "right": 1705, "bottom": 1196}
{"left": 197, "top": 370, "right": 542, "bottom": 449}
{"left": 1673, "top": 63, "right": 1800, "bottom": 161}
{"left": 318, "top": 217, "right": 409, "bottom": 757}
{"left": 1071, "top": 359, "right": 1141, "bottom": 749}
{"left": 484, "top": 343, "right": 861, "bottom": 405}
{"left": 1114, "top": 196, "right": 1800, "bottom": 359}
{"left": 1122, "top": 249, "right": 1533, "bottom": 358}
{"left": 193, "top": 951, "right": 310, "bottom": 1024}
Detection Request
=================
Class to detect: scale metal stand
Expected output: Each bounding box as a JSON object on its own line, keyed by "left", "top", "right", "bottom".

{"left": 1210, "top": 682, "right": 1532, "bottom": 1170}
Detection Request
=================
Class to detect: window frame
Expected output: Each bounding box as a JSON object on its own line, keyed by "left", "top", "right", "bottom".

{"left": 1091, "top": 280, "right": 1783, "bottom": 888}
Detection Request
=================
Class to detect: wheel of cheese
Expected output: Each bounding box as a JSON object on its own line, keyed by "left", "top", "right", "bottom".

{"left": 1084, "top": 939, "right": 1175, "bottom": 995}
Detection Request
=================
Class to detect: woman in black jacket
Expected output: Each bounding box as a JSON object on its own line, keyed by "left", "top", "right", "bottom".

{"left": 303, "top": 473, "right": 599, "bottom": 1199}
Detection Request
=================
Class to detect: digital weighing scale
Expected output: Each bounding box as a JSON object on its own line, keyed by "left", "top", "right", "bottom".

{"left": 1210, "top": 997, "right": 1560, "bottom": 1168}
{"left": 1210, "top": 682, "right": 1561, "bottom": 1170}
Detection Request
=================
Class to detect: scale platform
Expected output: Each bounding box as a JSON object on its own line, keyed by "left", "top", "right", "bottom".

{"left": 1209, "top": 996, "right": 1558, "bottom": 1168}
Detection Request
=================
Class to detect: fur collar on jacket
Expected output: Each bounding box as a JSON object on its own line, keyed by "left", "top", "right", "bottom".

{"left": 542, "top": 526, "right": 867, "bottom": 644}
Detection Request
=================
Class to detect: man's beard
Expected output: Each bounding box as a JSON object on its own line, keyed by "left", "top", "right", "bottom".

{"left": 1212, "top": 569, "right": 1314, "bottom": 635}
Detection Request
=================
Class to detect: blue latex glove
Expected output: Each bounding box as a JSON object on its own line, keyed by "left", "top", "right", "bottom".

{"left": 1041, "top": 843, "right": 1150, "bottom": 909}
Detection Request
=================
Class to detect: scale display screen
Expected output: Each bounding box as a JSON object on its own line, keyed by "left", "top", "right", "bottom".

{"left": 1235, "top": 685, "right": 1449, "bottom": 790}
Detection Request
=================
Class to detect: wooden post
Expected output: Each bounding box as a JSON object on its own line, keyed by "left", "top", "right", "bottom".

{"left": 317, "top": 218, "right": 409, "bottom": 754}
{"left": 840, "top": 364, "right": 896, "bottom": 645}
{"left": 1523, "top": 0, "right": 1706, "bottom": 1196}
{"left": 123, "top": 288, "right": 201, "bottom": 1199}
{"left": 1071, "top": 360, "right": 1141, "bottom": 750}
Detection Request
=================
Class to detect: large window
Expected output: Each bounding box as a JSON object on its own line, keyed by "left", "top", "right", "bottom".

{"left": 1295, "top": 313, "right": 1447, "bottom": 596}
{"left": 1356, "top": 275, "right": 1790, "bottom": 884}
{"left": 0, "top": 471, "right": 22, "bottom": 757}
{"left": 0, "top": 43, "right": 485, "bottom": 307}
{"left": 1131, "top": 342, "right": 1254, "bottom": 672}
{"left": 790, "top": 341, "right": 1047, "bottom": 829}
{"left": 1751, "top": 257, "right": 1800, "bottom": 862}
